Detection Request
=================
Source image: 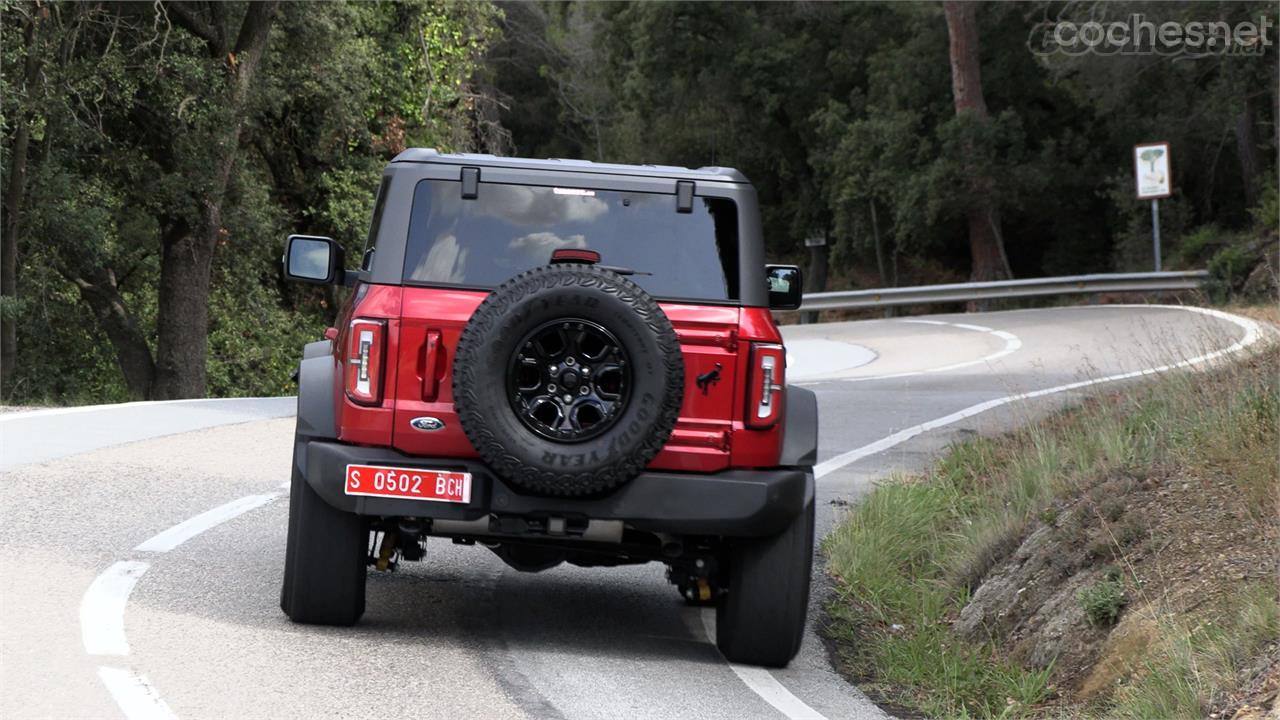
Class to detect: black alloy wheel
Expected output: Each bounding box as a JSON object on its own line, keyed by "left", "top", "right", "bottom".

{"left": 508, "top": 319, "right": 631, "bottom": 443}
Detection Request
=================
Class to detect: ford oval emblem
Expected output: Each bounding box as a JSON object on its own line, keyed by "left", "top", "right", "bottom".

{"left": 410, "top": 416, "right": 445, "bottom": 432}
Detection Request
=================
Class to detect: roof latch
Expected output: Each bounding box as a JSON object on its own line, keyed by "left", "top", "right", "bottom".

{"left": 461, "top": 167, "right": 480, "bottom": 199}
{"left": 676, "top": 180, "right": 694, "bottom": 213}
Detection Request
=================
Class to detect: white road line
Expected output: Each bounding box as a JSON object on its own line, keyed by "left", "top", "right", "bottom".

{"left": 948, "top": 322, "right": 995, "bottom": 332}
{"left": 815, "top": 305, "right": 1261, "bottom": 479}
{"left": 0, "top": 396, "right": 290, "bottom": 423}
{"left": 81, "top": 561, "right": 150, "bottom": 656}
{"left": 819, "top": 318, "right": 1022, "bottom": 384}
{"left": 134, "top": 493, "right": 280, "bottom": 553}
{"left": 699, "top": 609, "right": 828, "bottom": 720}
{"left": 84, "top": 489, "right": 285, "bottom": 718}
{"left": 97, "top": 667, "right": 177, "bottom": 720}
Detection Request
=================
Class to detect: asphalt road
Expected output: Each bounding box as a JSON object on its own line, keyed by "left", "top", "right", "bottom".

{"left": 0, "top": 305, "right": 1263, "bottom": 720}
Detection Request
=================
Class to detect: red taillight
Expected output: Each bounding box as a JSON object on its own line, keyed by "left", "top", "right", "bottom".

{"left": 747, "top": 342, "right": 785, "bottom": 429}
{"left": 345, "top": 318, "right": 386, "bottom": 405}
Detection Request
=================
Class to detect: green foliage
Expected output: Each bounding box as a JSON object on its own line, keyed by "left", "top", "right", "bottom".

{"left": 1172, "top": 224, "right": 1222, "bottom": 267}
{"left": 1077, "top": 574, "right": 1128, "bottom": 628}
{"left": 1207, "top": 244, "right": 1256, "bottom": 300}
{"left": 2, "top": 1, "right": 502, "bottom": 403}
{"left": 4, "top": 264, "right": 132, "bottom": 405}
{"left": 495, "top": 1, "right": 1275, "bottom": 283}
{"left": 823, "top": 469, "right": 1052, "bottom": 718}
{"left": 4, "top": 0, "right": 1277, "bottom": 404}
{"left": 1251, "top": 176, "right": 1279, "bottom": 233}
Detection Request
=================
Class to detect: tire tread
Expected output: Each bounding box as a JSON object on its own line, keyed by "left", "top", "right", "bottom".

{"left": 452, "top": 264, "right": 684, "bottom": 496}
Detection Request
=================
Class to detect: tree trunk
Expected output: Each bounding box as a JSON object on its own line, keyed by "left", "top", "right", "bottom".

{"left": 1, "top": 12, "right": 43, "bottom": 396}
{"left": 1272, "top": 62, "right": 1279, "bottom": 153}
{"left": 150, "top": 0, "right": 280, "bottom": 399}
{"left": 152, "top": 219, "right": 215, "bottom": 399}
{"left": 69, "top": 268, "right": 156, "bottom": 400}
{"left": 967, "top": 212, "right": 1005, "bottom": 281}
{"left": 1235, "top": 95, "right": 1263, "bottom": 210}
{"left": 801, "top": 230, "right": 829, "bottom": 325}
{"left": 943, "top": 1, "right": 1008, "bottom": 284}
{"left": 869, "top": 200, "right": 885, "bottom": 286}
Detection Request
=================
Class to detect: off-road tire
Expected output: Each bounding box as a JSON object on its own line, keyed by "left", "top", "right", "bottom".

{"left": 715, "top": 497, "right": 815, "bottom": 667}
{"left": 280, "top": 449, "right": 368, "bottom": 625}
{"left": 453, "top": 264, "right": 684, "bottom": 497}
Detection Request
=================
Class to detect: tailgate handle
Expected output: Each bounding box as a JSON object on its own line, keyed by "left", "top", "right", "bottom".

{"left": 420, "top": 330, "right": 443, "bottom": 401}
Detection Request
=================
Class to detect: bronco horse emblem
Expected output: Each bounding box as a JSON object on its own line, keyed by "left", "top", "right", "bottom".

{"left": 696, "top": 363, "right": 723, "bottom": 395}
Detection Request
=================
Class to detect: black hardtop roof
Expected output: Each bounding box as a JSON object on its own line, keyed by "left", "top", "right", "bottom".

{"left": 391, "top": 148, "right": 749, "bottom": 184}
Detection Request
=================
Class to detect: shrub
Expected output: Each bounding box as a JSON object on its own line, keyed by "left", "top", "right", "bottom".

{"left": 1117, "top": 520, "right": 1148, "bottom": 547}
{"left": 1078, "top": 575, "right": 1128, "bottom": 627}
{"left": 1099, "top": 498, "right": 1126, "bottom": 522}
{"left": 1206, "top": 244, "right": 1256, "bottom": 302}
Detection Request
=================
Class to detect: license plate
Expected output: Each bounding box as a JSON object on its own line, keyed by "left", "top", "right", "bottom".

{"left": 344, "top": 464, "right": 472, "bottom": 504}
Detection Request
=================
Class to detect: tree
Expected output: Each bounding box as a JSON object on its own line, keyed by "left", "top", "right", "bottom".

{"left": 577, "top": 2, "right": 848, "bottom": 259}
{"left": 13, "top": 2, "right": 282, "bottom": 400}
{"left": 1, "top": 4, "right": 43, "bottom": 392}
{"left": 142, "top": 1, "right": 281, "bottom": 399}
{"left": 2, "top": 1, "right": 505, "bottom": 403}
{"left": 943, "top": 1, "right": 1009, "bottom": 282}
{"left": 1140, "top": 148, "right": 1164, "bottom": 173}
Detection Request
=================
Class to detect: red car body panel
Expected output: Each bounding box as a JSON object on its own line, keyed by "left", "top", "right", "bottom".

{"left": 335, "top": 284, "right": 785, "bottom": 472}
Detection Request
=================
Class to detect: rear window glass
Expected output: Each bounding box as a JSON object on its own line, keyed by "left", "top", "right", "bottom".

{"left": 403, "top": 180, "right": 739, "bottom": 301}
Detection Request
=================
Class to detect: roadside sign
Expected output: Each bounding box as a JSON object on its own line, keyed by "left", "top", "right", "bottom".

{"left": 804, "top": 234, "right": 826, "bottom": 248}
{"left": 1134, "top": 141, "right": 1171, "bottom": 271}
{"left": 1134, "top": 142, "right": 1171, "bottom": 199}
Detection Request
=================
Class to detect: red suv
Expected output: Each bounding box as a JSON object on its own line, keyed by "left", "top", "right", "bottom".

{"left": 280, "top": 150, "right": 818, "bottom": 667}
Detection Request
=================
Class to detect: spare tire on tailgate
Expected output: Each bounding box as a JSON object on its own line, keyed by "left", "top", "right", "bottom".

{"left": 453, "top": 263, "right": 685, "bottom": 496}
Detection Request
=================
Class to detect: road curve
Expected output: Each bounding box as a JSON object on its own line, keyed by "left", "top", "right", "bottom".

{"left": 0, "top": 305, "right": 1264, "bottom": 720}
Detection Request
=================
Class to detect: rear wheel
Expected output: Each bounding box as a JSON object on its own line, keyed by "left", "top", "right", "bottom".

{"left": 280, "top": 452, "right": 368, "bottom": 625}
{"left": 715, "top": 498, "right": 815, "bottom": 667}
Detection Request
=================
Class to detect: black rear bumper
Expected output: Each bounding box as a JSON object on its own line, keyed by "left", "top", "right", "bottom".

{"left": 298, "top": 440, "right": 812, "bottom": 538}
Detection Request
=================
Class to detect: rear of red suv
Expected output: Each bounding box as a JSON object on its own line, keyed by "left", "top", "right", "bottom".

{"left": 279, "top": 150, "right": 818, "bottom": 667}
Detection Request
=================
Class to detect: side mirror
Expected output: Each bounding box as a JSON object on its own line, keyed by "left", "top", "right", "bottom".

{"left": 284, "top": 235, "right": 344, "bottom": 285}
{"left": 766, "top": 265, "right": 802, "bottom": 310}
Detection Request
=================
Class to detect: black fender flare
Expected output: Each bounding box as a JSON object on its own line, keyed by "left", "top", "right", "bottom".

{"left": 779, "top": 385, "right": 818, "bottom": 468}
{"left": 294, "top": 340, "right": 338, "bottom": 474}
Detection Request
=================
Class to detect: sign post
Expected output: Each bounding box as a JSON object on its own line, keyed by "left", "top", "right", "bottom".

{"left": 1151, "top": 199, "right": 1161, "bottom": 271}
{"left": 1133, "top": 142, "right": 1172, "bottom": 271}
{"left": 801, "top": 231, "right": 828, "bottom": 325}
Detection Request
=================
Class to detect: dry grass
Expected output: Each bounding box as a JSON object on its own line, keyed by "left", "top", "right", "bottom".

{"left": 823, "top": 309, "right": 1279, "bottom": 718}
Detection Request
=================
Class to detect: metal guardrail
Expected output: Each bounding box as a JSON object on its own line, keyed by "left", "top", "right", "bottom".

{"left": 797, "top": 270, "right": 1209, "bottom": 312}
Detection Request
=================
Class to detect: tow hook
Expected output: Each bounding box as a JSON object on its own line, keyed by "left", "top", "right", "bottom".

{"left": 694, "top": 577, "right": 713, "bottom": 602}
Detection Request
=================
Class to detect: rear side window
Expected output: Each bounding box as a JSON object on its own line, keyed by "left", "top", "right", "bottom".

{"left": 403, "top": 180, "right": 739, "bottom": 301}
{"left": 361, "top": 176, "right": 392, "bottom": 271}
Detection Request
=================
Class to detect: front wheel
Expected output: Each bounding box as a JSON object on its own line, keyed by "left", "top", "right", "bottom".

{"left": 715, "top": 497, "right": 815, "bottom": 667}
{"left": 280, "top": 451, "right": 368, "bottom": 625}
